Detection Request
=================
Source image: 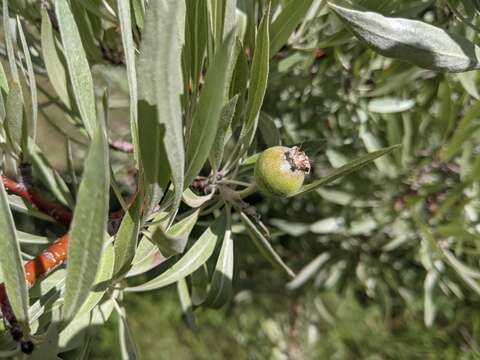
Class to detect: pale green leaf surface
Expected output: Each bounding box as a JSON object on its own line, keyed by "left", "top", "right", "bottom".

{"left": 138, "top": 0, "right": 185, "bottom": 210}
{"left": 41, "top": 8, "right": 71, "bottom": 108}
{"left": 329, "top": 2, "right": 480, "bottom": 72}
{"left": 126, "top": 212, "right": 227, "bottom": 292}
{"left": 240, "top": 8, "right": 270, "bottom": 153}
{"left": 0, "top": 177, "right": 29, "bottom": 323}
{"left": 113, "top": 195, "right": 142, "bottom": 278}
{"left": 203, "top": 224, "right": 234, "bottom": 308}
{"left": 56, "top": 0, "right": 96, "bottom": 137}
{"left": 118, "top": 0, "right": 139, "bottom": 164}
{"left": 185, "top": 32, "right": 236, "bottom": 186}
{"left": 17, "top": 19, "right": 37, "bottom": 141}
{"left": 63, "top": 119, "right": 110, "bottom": 321}
{"left": 74, "top": 242, "right": 115, "bottom": 320}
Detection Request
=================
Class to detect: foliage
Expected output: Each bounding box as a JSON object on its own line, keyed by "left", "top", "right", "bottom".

{"left": 0, "top": 0, "right": 480, "bottom": 358}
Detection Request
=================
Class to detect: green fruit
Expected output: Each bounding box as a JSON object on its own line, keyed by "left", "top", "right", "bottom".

{"left": 254, "top": 146, "right": 310, "bottom": 197}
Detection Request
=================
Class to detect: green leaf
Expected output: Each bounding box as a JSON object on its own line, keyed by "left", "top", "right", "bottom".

{"left": 424, "top": 270, "right": 438, "bottom": 327}
{"left": 117, "top": 0, "right": 139, "bottom": 164}
{"left": 185, "top": 31, "right": 236, "bottom": 186}
{"left": 442, "top": 248, "right": 480, "bottom": 296}
{"left": 4, "top": 81, "right": 24, "bottom": 154}
{"left": 203, "top": 219, "right": 234, "bottom": 308}
{"left": 185, "top": 0, "right": 208, "bottom": 90}
{"left": 292, "top": 145, "right": 400, "bottom": 196}
{"left": 182, "top": 188, "right": 214, "bottom": 208}
{"left": 441, "top": 101, "right": 480, "bottom": 161}
{"left": 17, "top": 19, "right": 37, "bottom": 141}
{"left": 138, "top": 0, "right": 185, "bottom": 210}
{"left": 126, "top": 212, "right": 227, "bottom": 292}
{"left": 147, "top": 209, "right": 200, "bottom": 257}
{"left": 239, "top": 7, "right": 270, "bottom": 154}
{"left": 270, "top": 0, "right": 313, "bottom": 56}
{"left": 3, "top": 0, "right": 20, "bottom": 84}
{"left": 286, "top": 253, "right": 331, "bottom": 290}
{"left": 56, "top": 0, "right": 96, "bottom": 137}
{"left": 41, "top": 7, "right": 71, "bottom": 109}
{"left": 59, "top": 299, "right": 115, "bottom": 351}
{"left": 41, "top": 8, "right": 71, "bottom": 109}
{"left": 116, "top": 301, "right": 139, "bottom": 360}
{"left": 29, "top": 141, "right": 74, "bottom": 208}
{"left": 63, "top": 118, "right": 110, "bottom": 322}
{"left": 137, "top": 102, "right": 171, "bottom": 197}
{"left": 240, "top": 211, "right": 295, "bottom": 278}
{"left": 113, "top": 195, "right": 142, "bottom": 278}
{"left": 177, "top": 277, "right": 197, "bottom": 329}
{"left": 329, "top": 2, "right": 480, "bottom": 72}
{"left": 74, "top": 242, "right": 115, "bottom": 320}
{"left": 210, "top": 94, "right": 239, "bottom": 171}
{"left": 223, "top": 0, "right": 237, "bottom": 40}
{"left": 367, "top": 97, "right": 415, "bottom": 113}
{"left": 258, "top": 112, "right": 281, "bottom": 147}
{"left": 0, "top": 176, "right": 29, "bottom": 324}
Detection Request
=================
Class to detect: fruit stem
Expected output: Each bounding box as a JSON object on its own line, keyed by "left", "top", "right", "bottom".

{"left": 236, "top": 183, "right": 257, "bottom": 199}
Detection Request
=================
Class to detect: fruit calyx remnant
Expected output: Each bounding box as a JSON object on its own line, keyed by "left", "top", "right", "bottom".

{"left": 284, "top": 146, "right": 311, "bottom": 174}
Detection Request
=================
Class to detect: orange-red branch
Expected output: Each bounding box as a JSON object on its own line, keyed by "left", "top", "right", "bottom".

{"left": 0, "top": 234, "right": 70, "bottom": 347}
{"left": 2, "top": 176, "right": 72, "bottom": 227}
{"left": 0, "top": 234, "right": 70, "bottom": 303}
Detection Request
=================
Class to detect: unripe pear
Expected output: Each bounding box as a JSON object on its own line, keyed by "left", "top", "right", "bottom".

{"left": 254, "top": 146, "right": 310, "bottom": 197}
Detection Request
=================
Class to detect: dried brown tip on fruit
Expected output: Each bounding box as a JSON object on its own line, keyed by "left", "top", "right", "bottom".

{"left": 284, "top": 146, "right": 311, "bottom": 174}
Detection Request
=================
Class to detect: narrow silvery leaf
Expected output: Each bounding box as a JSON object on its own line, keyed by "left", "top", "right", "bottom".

{"left": 239, "top": 7, "right": 270, "bottom": 155}
{"left": 441, "top": 101, "right": 480, "bottom": 161}
{"left": 0, "top": 178, "right": 29, "bottom": 325}
{"left": 59, "top": 299, "right": 115, "bottom": 351}
{"left": 138, "top": 0, "right": 185, "bottom": 211}
{"left": 113, "top": 195, "right": 142, "bottom": 278}
{"left": 177, "top": 278, "right": 197, "bottom": 329}
{"left": 329, "top": 2, "right": 480, "bottom": 73}
{"left": 30, "top": 141, "right": 74, "bottom": 208}
{"left": 240, "top": 212, "right": 295, "bottom": 278}
{"left": 424, "top": 270, "right": 438, "bottom": 327}
{"left": 184, "top": 31, "right": 236, "bottom": 186}
{"left": 126, "top": 211, "right": 227, "bottom": 292}
{"left": 210, "top": 94, "right": 239, "bottom": 171}
{"left": 294, "top": 145, "right": 400, "bottom": 196}
{"left": 182, "top": 188, "right": 214, "bottom": 208}
{"left": 117, "top": 0, "right": 140, "bottom": 164}
{"left": 56, "top": 0, "right": 96, "bottom": 137}
{"left": 287, "top": 253, "right": 331, "bottom": 290}
{"left": 116, "top": 302, "right": 139, "bottom": 360}
{"left": 185, "top": 0, "right": 208, "bottom": 90}
{"left": 17, "top": 18, "right": 37, "bottom": 141}
{"left": 368, "top": 97, "right": 415, "bottom": 113}
{"left": 74, "top": 242, "right": 115, "bottom": 320}
{"left": 203, "top": 220, "right": 234, "bottom": 308}
{"left": 2, "top": 0, "right": 20, "bottom": 84}
{"left": 148, "top": 209, "right": 199, "bottom": 257}
{"left": 63, "top": 118, "right": 110, "bottom": 322}
{"left": 270, "top": 0, "right": 313, "bottom": 56}
{"left": 0, "top": 61, "right": 8, "bottom": 93}
{"left": 41, "top": 8, "right": 71, "bottom": 108}
{"left": 5, "top": 81, "right": 23, "bottom": 154}
{"left": 224, "top": 0, "right": 237, "bottom": 40}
